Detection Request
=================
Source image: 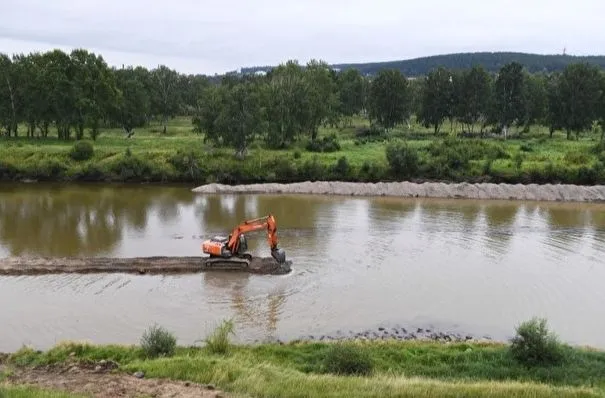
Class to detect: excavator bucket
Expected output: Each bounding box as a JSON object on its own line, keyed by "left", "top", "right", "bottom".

{"left": 271, "top": 248, "right": 286, "bottom": 264}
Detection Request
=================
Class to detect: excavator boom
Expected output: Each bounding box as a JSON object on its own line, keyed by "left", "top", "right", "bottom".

{"left": 201, "top": 214, "right": 286, "bottom": 266}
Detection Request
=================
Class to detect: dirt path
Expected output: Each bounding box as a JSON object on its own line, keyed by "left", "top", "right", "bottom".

{"left": 0, "top": 361, "right": 227, "bottom": 398}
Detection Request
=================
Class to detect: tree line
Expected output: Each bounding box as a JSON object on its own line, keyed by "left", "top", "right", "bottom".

{"left": 1, "top": 48, "right": 605, "bottom": 150}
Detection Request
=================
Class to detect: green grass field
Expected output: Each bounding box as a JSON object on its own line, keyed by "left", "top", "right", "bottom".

{"left": 3, "top": 338, "right": 605, "bottom": 397}
{"left": 1, "top": 116, "right": 604, "bottom": 185}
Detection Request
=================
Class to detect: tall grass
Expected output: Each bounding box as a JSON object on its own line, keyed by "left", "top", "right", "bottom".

{"left": 202, "top": 319, "right": 235, "bottom": 355}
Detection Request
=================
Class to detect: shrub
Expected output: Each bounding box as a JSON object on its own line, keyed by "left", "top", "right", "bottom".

{"left": 204, "top": 319, "right": 235, "bottom": 355}
{"left": 140, "top": 324, "right": 176, "bottom": 358}
{"left": 509, "top": 317, "right": 565, "bottom": 367}
{"left": 69, "top": 140, "right": 94, "bottom": 161}
{"left": 333, "top": 156, "right": 350, "bottom": 178}
{"left": 322, "top": 344, "right": 373, "bottom": 376}
{"left": 385, "top": 141, "right": 420, "bottom": 178}
{"left": 306, "top": 134, "right": 341, "bottom": 153}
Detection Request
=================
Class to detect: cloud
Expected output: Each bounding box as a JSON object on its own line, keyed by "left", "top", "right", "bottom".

{"left": 0, "top": 0, "right": 603, "bottom": 75}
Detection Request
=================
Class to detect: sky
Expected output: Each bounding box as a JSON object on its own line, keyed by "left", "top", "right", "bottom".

{"left": 0, "top": 0, "right": 604, "bottom": 75}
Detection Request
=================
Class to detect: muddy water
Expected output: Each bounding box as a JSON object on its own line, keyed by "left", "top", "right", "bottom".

{"left": 1, "top": 183, "right": 605, "bottom": 352}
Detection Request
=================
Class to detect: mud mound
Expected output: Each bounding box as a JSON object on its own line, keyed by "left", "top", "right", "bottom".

{"left": 192, "top": 181, "right": 605, "bottom": 202}
{"left": 0, "top": 256, "right": 292, "bottom": 276}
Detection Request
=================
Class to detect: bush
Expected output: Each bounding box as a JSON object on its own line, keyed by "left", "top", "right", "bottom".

{"left": 322, "top": 344, "right": 373, "bottom": 376}
{"left": 332, "top": 156, "right": 350, "bottom": 178}
{"left": 385, "top": 141, "right": 420, "bottom": 178}
{"left": 306, "top": 134, "right": 341, "bottom": 153}
{"left": 69, "top": 140, "right": 94, "bottom": 161}
{"left": 509, "top": 317, "right": 565, "bottom": 367}
{"left": 140, "top": 324, "right": 176, "bottom": 358}
{"left": 204, "top": 319, "right": 235, "bottom": 355}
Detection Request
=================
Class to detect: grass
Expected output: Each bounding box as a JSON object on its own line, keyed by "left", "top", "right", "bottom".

{"left": 5, "top": 338, "right": 605, "bottom": 398}
{"left": 0, "top": 385, "right": 85, "bottom": 398}
{"left": 0, "top": 115, "right": 604, "bottom": 185}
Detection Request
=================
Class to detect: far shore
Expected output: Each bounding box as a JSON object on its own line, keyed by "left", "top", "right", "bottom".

{"left": 192, "top": 180, "right": 605, "bottom": 203}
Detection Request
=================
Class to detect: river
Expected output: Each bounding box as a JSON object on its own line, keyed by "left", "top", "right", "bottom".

{"left": 1, "top": 183, "right": 604, "bottom": 352}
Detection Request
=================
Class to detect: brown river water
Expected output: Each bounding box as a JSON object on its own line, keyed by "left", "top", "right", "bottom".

{"left": 1, "top": 183, "right": 605, "bottom": 352}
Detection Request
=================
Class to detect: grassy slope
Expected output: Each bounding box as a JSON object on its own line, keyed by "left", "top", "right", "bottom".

{"left": 5, "top": 340, "right": 605, "bottom": 398}
{"left": 0, "top": 116, "right": 603, "bottom": 185}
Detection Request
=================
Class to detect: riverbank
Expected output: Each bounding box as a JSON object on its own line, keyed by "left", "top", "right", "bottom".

{"left": 3, "top": 116, "right": 605, "bottom": 188}
{"left": 2, "top": 329, "right": 604, "bottom": 398}
{"left": 192, "top": 181, "right": 605, "bottom": 202}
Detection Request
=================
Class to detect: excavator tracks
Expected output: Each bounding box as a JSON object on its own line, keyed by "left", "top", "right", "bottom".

{"left": 202, "top": 255, "right": 252, "bottom": 270}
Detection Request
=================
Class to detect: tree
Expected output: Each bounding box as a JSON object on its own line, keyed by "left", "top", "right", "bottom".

{"left": 545, "top": 73, "right": 564, "bottom": 138}
{"left": 114, "top": 66, "right": 151, "bottom": 135}
{"left": 494, "top": 62, "right": 526, "bottom": 137}
{"left": 521, "top": 73, "right": 547, "bottom": 133}
{"left": 263, "top": 60, "right": 309, "bottom": 148}
{"left": 367, "top": 69, "right": 410, "bottom": 131}
{"left": 337, "top": 68, "right": 364, "bottom": 124}
{"left": 456, "top": 65, "right": 492, "bottom": 135}
{"left": 303, "top": 59, "right": 339, "bottom": 140}
{"left": 70, "top": 49, "right": 119, "bottom": 140}
{"left": 193, "top": 83, "right": 224, "bottom": 145}
{"left": 557, "top": 63, "right": 603, "bottom": 140}
{"left": 150, "top": 65, "right": 181, "bottom": 134}
{"left": 215, "top": 79, "right": 265, "bottom": 157}
{"left": 418, "top": 67, "right": 454, "bottom": 134}
{"left": 0, "top": 53, "right": 17, "bottom": 136}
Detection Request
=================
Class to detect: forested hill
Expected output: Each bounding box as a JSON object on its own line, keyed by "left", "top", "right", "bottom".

{"left": 241, "top": 52, "right": 605, "bottom": 77}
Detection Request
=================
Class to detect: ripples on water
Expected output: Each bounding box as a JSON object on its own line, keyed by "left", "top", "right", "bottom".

{"left": 0, "top": 185, "right": 605, "bottom": 351}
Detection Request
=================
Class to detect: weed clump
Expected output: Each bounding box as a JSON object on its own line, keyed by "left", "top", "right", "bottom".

{"left": 322, "top": 344, "right": 373, "bottom": 376}
{"left": 69, "top": 140, "right": 94, "bottom": 161}
{"left": 509, "top": 317, "right": 565, "bottom": 367}
{"left": 204, "top": 319, "right": 235, "bottom": 355}
{"left": 140, "top": 324, "right": 176, "bottom": 358}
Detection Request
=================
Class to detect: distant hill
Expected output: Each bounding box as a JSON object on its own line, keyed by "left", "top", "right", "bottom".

{"left": 240, "top": 52, "right": 605, "bottom": 77}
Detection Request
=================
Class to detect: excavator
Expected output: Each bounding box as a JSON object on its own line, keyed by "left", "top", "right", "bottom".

{"left": 201, "top": 214, "right": 287, "bottom": 269}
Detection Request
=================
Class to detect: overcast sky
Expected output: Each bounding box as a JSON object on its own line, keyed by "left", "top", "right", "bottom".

{"left": 0, "top": 0, "right": 603, "bottom": 75}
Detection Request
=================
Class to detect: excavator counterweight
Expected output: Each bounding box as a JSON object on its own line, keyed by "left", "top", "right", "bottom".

{"left": 201, "top": 214, "right": 287, "bottom": 270}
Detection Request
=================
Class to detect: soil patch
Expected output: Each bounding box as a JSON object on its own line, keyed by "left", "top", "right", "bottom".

{"left": 1, "top": 361, "right": 226, "bottom": 398}
{"left": 192, "top": 181, "right": 605, "bottom": 203}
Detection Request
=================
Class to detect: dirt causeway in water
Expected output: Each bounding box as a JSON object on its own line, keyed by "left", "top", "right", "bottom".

{"left": 0, "top": 360, "right": 226, "bottom": 398}
{"left": 192, "top": 181, "right": 605, "bottom": 202}
{"left": 0, "top": 256, "right": 292, "bottom": 276}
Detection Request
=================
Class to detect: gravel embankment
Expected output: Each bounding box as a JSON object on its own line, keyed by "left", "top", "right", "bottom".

{"left": 192, "top": 181, "right": 605, "bottom": 202}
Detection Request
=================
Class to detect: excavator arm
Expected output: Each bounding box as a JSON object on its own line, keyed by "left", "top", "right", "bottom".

{"left": 226, "top": 214, "right": 279, "bottom": 255}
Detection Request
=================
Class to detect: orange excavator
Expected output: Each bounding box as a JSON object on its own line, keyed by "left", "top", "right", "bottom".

{"left": 201, "top": 214, "right": 287, "bottom": 269}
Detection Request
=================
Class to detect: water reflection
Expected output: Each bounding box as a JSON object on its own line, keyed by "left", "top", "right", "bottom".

{"left": 202, "top": 272, "right": 287, "bottom": 340}
{"left": 0, "top": 184, "right": 196, "bottom": 257}
{"left": 481, "top": 203, "right": 519, "bottom": 257}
